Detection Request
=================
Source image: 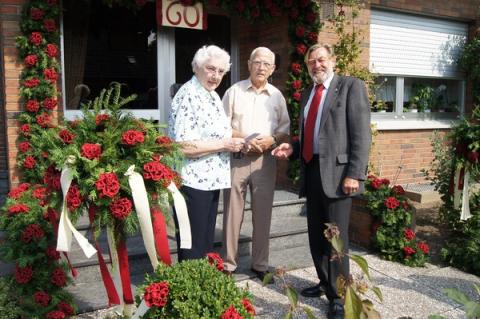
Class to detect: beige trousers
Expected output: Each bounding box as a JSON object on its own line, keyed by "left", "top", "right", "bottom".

{"left": 223, "top": 153, "right": 277, "bottom": 272}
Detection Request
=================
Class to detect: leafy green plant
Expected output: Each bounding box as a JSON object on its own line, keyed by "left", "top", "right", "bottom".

{"left": 409, "top": 83, "right": 435, "bottom": 112}
{"left": 0, "top": 277, "right": 21, "bottom": 319}
{"left": 428, "top": 284, "right": 480, "bottom": 319}
{"left": 458, "top": 34, "right": 480, "bottom": 103}
{"left": 136, "top": 254, "right": 254, "bottom": 318}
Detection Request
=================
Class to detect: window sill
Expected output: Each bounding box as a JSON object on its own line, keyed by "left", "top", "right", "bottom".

{"left": 372, "top": 115, "right": 460, "bottom": 130}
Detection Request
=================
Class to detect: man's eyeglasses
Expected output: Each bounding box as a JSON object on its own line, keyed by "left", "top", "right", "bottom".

{"left": 204, "top": 65, "right": 226, "bottom": 77}
{"left": 307, "top": 58, "right": 328, "bottom": 66}
{"left": 251, "top": 60, "right": 272, "bottom": 68}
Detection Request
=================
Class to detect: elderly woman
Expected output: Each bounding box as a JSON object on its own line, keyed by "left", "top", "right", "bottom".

{"left": 168, "top": 45, "right": 244, "bottom": 261}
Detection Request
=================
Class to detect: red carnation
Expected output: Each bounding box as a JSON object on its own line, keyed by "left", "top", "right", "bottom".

{"left": 46, "top": 246, "right": 61, "bottom": 260}
{"left": 293, "top": 91, "right": 301, "bottom": 101}
{"left": 110, "top": 197, "right": 133, "bottom": 220}
{"left": 59, "top": 129, "right": 75, "bottom": 144}
{"left": 242, "top": 298, "right": 256, "bottom": 315}
{"left": 403, "top": 246, "right": 415, "bottom": 257}
{"left": 30, "top": 8, "right": 45, "bottom": 20}
{"left": 24, "top": 54, "right": 38, "bottom": 67}
{"left": 46, "top": 310, "right": 65, "bottom": 319}
{"left": 44, "top": 165, "right": 61, "bottom": 190}
{"left": 144, "top": 282, "right": 169, "bottom": 308}
{"left": 296, "top": 44, "right": 307, "bottom": 56}
{"left": 66, "top": 184, "right": 82, "bottom": 211}
{"left": 29, "top": 32, "right": 43, "bottom": 46}
{"left": 295, "top": 26, "right": 305, "bottom": 37}
{"left": 307, "top": 32, "right": 318, "bottom": 43}
{"left": 21, "top": 224, "right": 45, "bottom": 243}
{"left": 24, "top": 78, "right": 40, "bottom": 88}
{"left": 15, "top": 265, "right": 33, "bottom": 284}
{"left": 33, "top": 186, "right": 47, "bottom": 199}
{"left": 291, "top": 62, "right": 302, "bottom": 75}
{"left": 57, "top": 301, "right": 74, "bottom": 316}
{"left": 43, "top": 97, "right": 58, "bottom": 110}
{"left": 384, "top": 196, "right": 400, "bottom": 210}
{"left": 81, "top": 143, "right": 102, "bottom": 160}
{"left": 43, "top": 19, "right": 56, "bottom": 32}
{"left": 44, "top": 68, "right": 58, "bottom": 83}
{"left": 8, "top": 203, "right": 29, "bottom": 215}
{"left": 381, "top": 178, "right": 390, "bottom": 186}
{"left": 8, "top": 184, "right": 29, "bottom": 199}
{"left": 207, "top": 252, "right": 224, "bottom": 271}
{"left": 45, "top": 44, "right": 58, "bottom": 57}
{"left": 24, "top": 155, "right": 37, "bottom": 169}
{"left": 96, "top": 172, "right": 120, "bottom": 198}
{"left": 20, "top": 123, "right": 31, "bottom": 136}
{"left": 417, "top": 242, "right": 430, "bottom": 254}
{"left": 467, "top": 151, "right": 479, "bottom": 164}
{"left": 122, "top": 130, "right": 145, "bottom": 146}
{"left": 34, "top": 291, "right": 50, "bottom": 307}
{"left": 370, "top": 178, "right": 383, "bottom": 190}
{"left": 305, "top": 11, "right": 317, "bottom": 23}
{"left": 19, "top": 141, "right": 30, "bottom": 152}
{"left": 26, "top": 99, "right": 40, "bottom": 112}
{"left": 95, "top": 114, "right": 110, "bottom": 126}
{"left": 392, "top": 185, "right": 405, "bottom": 195}
{"left": 221, "top": 305, "right": 243, "bottom": 319}
{"left": 156, "top": 136, "right": 173, "bottom": 147}
{"left": 36, "top": 112, "right": 52, "bottom": 127}
{"left": 403, "top": 228, "right": 415, "bottom": 241}
{"left": 292, "top": 80, "right": 302, "bottom": 90}
{"left": 51, "top": 267, "right": 67, "bottom": 287}
{"left": 143, "top": 161, "right": 174, "bottom": 186}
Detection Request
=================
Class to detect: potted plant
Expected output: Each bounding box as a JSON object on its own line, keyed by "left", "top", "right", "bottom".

{"left": 372, "top": 99, "right": 388, "bottom": 113}
{"left": 409, "top": 83, "right": 435, "bottom": 113}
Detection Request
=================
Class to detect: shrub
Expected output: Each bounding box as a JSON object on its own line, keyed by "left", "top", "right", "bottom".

{"left": 0, "top": 277, "right": 21, "bottom": 319}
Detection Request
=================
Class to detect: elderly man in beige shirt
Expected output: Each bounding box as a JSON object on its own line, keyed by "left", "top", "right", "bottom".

{"left": 222, "top": 47, "right": 290, "bottom": 282}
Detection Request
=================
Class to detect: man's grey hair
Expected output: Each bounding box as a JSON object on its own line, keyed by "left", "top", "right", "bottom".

{"left": 191, "top": 45, "right": 231, "bottom": 72}
{"left": 304, "top": 43, "right": 335, "bottom": 64}
{"left": 249, "top": 47, "right": 275, "bottom": 64}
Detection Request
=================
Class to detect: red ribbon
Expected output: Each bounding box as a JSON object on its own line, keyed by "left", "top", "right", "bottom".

{"left": 152, "top": 209, "right": 172, "bottom": 265}
{"left": 458, "top": 167, "right": 465, "bottom": 190}
{"left": 117, "top": 240, "right": 134, "bottom": 304}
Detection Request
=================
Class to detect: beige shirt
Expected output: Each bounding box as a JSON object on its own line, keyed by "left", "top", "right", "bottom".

{"left": 222, "top": 79, "right": 290, "bottom": 137}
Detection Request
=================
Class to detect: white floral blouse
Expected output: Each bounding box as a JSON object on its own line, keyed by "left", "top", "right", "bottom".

{"left": 168, "top": 76, "right": 232, "bottom": 191}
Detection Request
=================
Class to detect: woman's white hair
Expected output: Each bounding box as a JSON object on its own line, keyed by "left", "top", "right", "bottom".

{"left": 191, "top": 45, "right": 231, "bottom": 73}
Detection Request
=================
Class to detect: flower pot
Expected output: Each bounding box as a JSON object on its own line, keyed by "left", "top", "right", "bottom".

{"left": 408, "top": 108, "right": 418, "bottom": 113}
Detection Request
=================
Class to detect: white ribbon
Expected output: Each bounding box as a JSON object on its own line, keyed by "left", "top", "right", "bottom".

{"left": 167, "top": 181, "right": 191, "bottom": 249}
{"left": 132, "top": 300, "right": 149, "bottom": 319}
{"left": 57, "top": 156, "right": 96, "bottom": 258}
{"left": 460, "top": 169, "right": 472, "bottom": 221}
{"left": 125, "top": 165, "right": 159, "bottom": 270}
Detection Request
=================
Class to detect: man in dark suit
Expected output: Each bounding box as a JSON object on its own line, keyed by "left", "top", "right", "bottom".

{"left": 272, "top": 43, "right": 371, "bottom": 319}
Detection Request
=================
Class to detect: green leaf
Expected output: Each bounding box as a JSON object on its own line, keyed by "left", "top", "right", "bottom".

{"left": 262, "top": 272, "right": 274, "bottom": 286}
{"left": 443, "top": 288, "right": 471, "bottom": 305}
{"left": 283, "top": 309, "right": 293, "bottom": 319}
{"left": 302, "top": 307, "right": 316, "bottom": 319}
{"left": 332, "top": 236, "right": 344, "bottom": 253}
{"left": 371, "top": 286, "right": 383, "bottom": 302}
{"left": 350, "top": 254, "right": 370, "bottom": 280}
{"left": 473, "top": 284, "right": 480, "bottom": 296}
{"left": 464, "top": 301, "right": 480, "bottom": 318}
{"left": 344, "top": 286, "right": 363, "bottom": 319}
{"left": 285, "top": 286, "right": 298, "bottom": 308}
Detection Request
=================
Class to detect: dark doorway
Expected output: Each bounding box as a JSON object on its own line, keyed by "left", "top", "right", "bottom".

{"left": 175, "top": 15, "right": 231, "bottom": 97}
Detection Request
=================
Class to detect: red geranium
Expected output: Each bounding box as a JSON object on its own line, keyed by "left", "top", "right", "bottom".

{"left": 110, "top": 197, "right": 133, "bottom": 219}
{"left": 370, "top": 178, "right": 383, "bottom": 190}
{"left": 292, "top": 80, "right": 302, "bottom": 90}
{"left": 57, "top": 301, "right": 74, "bottom": 316}
{"left": 19, "top": 141, "right": 30, "bottom": 152}
{"left": 291, "top": 62, "right": 302, "bottom": 75}
{"left": 24, "top": 54, "right": 38, "bottom": 67}
{"left": 33, "top": 186, "right": 48, "bottom": 199}
{"left": 307, "top": 32, "right": 318, "bottom": 43}
{"left": 66, "top": 184, "right": 82, "bottom": 211}
{"left": 296, "top": 43, "right": 307, "bottom": 55}
{"left": 384, "top": 196, "right": 400, "bottom": 210}
{"left": 81, "top": 143, "right": 102, "bottom": 160}
{"left": 122, "top": 129, "right": 145, "bottom": 146}
{"left": 43, "top": 19, "right": 56, "bottom": 32}
{"left": 156, "top": 136, "right": 173, "bottom": 147}
{"left": 29, "top": 32, "right": 43, "bottom": 46}
{"left": 24, "top": 155, "right": 37, "bottom": 169}
{"left": 95, "top": 114, "right": 110, "bottom": 126}
{"left": 45, "top": 43, "right": 58, "bottom": 57}
{"left": 46, "top": 246, "right": 61, "bottom": 260}
{"left": 8, "top": 184, "right": 29, "bottom": 199}
{"left": 95, "top": 172, "right": 120, "bottom": 198}
{"left": 34, "top": 291, "right": 51, "bottom": 307}
{"left": 43, "top": 97, "right": 58, "bottom": 110}
{"left": 21, "top": 224, "right": 45, "bottom": 243}
{"left": 207, "top": 252, "right": 224, "bottom": 271}
{"left": 403, "top": 246, "right": 416, "bottom": 257}
{"left": 143, "top": 161, "right": 174, "bottom": 186}
{"left": 221, "top": 305, "right": 243, "bottom": 319}
{"left": 392, "top": 185, "right": 405, "bottom": 195}
{"left": 20, "top": 124, "right": 31, "bottom": 136}
{"left": 30, "top": 8, "right": 45, "bottom": 20}
{"left": 403, "top": 228, "right": 415, "bottom": 241}
{"left": 8, "top": 203, "right": 29, "bottom": 215}
{"left": 242, "top": 298, "right": 256, "bottom": 315}
{"left": 295, "top": 26, "right": 305, "bottom": 37}
{"left": 15, "top": 265, "right": 33, "bottom": 284}
{"left": 59, "top": 129, "right": 75, "bottom": 144}
{"left": 467, "top": 151, "right": 479, "bottom": 164}
{"left": 26, "top": 99, "right": 40, "bottom": 112}
{"left": 44, "top": 68, "right": 58, "bottom": 83}
{"left": 44, "top": 165, "right": 61, "bottom": 190}
{"left": 46, "top": 310, "right": 65, "bottom": 319}
{"left": 305, "top": 11, "right": 317, "bottom": 23}
{"left": 381, "top": 178, "right": 390, "bottom": 186}
{"left": 293, "top": 91, "right": 301, "bottom": 101}
{"left": 36, "top": 112, "right": 52, "bottom": 127}
{"left": 144, "top": 281, "right": 169, "bottom": 308}
{"left": 24, "top": 77, "right": 40, "bottom": 88}
{"left": 51, "top": 267, "right": 67, "bottom": 287}
{"left": 417, "top": 242, "right": 430, "bottom": 254}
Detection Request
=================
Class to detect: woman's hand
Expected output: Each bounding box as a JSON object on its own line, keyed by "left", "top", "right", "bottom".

{"left": 223, "top": 137, "right": 245, "bottom": 153}
{"left": 271, "top": 143, "right": 293, "bottom": 159}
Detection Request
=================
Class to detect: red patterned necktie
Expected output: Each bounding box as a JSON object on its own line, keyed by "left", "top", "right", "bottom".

{"left": 302, "top": 84, "right": 325, "bottom": 163}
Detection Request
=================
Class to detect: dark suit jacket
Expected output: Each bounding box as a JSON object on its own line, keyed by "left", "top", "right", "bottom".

{"left": 298, "top": 74, "right": 371, "bottom": 199}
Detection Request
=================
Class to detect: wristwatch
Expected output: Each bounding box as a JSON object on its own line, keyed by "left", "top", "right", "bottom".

{"left": 271, "top": 135, "right": 278, "bottom": 149}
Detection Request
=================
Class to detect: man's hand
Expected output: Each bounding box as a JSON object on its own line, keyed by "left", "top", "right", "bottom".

{"left": 342, "top": 177, "right": 359, "bottom": 195}
{"left": 271, "top": 143, "right": 293, "bottom": 159}
{"left": 245, "top": 135, "right": 274, "bottom": 153}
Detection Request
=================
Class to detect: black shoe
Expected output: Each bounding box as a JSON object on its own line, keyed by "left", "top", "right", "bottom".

{"left": 327, "top": 302, "right": 344, "bottom": 319}
{"left": 300, "top": 284, "right": 326, "bottom": 298}
{"left": 222, "top": 269, "right": 233, "bottom": 277}
{"left": 250, "top": 268, "right": 275, "bottom": 284}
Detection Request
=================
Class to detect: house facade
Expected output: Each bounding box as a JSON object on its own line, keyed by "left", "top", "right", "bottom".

{"left": 1, "top": 0, "right": 479, "bottom": 199}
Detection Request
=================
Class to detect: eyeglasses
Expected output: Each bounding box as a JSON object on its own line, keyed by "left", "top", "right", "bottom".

{"left": 251, "top": 60, "right": 272, "bottom": 68}
{"left": 204, "top": 65, "right": 226, "bottom": 77}
{"left": 307, "top": 58, "right": 329, "bottom": 66}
